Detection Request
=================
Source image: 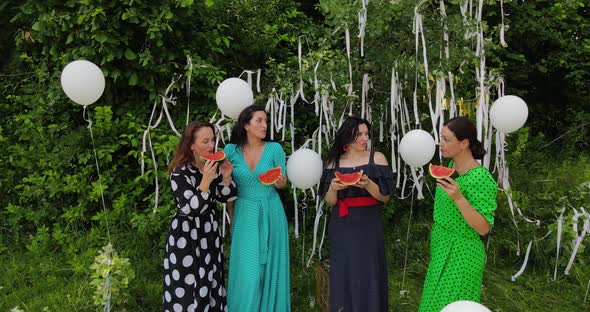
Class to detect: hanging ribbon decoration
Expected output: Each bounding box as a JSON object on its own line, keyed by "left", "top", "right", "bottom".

{"left": 357, "top": 0, "right": 369, "bottom": 57}
{"left": 499, "top": 0, "right": 508, "bottom": 47}
{"left": 440, "top": 0, "right": 458, "bottom": 121}
{"left": 345, "top": 28, "right": 354, "bottom": 117}
{"left": 141, "top": 75, "right": 183, "bottom": 213}
{"left": 564, "top": 207, "right": 590, "bottom": 275}
{"left": 185, "top": 55, "right": 193, "bottom": 126}
{"left": 511, "top": 230, "right": 554, "bottom": 281}
{"left": 554, "top": 208, "right": 566, "bottom": 280}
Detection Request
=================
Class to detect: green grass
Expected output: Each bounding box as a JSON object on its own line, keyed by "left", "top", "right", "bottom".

{"left": 2, "top": 220, "right": 589, "bottom": 311}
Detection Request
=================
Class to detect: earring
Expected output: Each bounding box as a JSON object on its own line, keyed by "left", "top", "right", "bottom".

{"left": 343, "top": 145, "right": 348, "bottom": 151}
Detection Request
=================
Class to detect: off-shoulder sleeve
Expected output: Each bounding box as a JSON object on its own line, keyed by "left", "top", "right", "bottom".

{"left": 366, "top": 165, "right": 395, "bottom": 196}
{"left": 170, "top": 167, "right": 215, "bottom": 217}
{"left": 319, "top": 168, "right": 335, "bottom": 198}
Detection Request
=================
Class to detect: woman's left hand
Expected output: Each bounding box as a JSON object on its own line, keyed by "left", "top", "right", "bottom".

{"left": 355, "top": 174, "right": 370, "bottom": 189}
{"left": 220, "top": 160, "right": 233, "bottom": 181}
{"left": 437, "top": 177, "right": 463, "bottom": 201}
{"left": 275, "top": 174, "right": 287, "bottom": 189}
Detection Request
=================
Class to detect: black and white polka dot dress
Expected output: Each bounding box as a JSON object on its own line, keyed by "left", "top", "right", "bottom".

{"left": 163, "top": 165, "right": 237, "bottom": 312}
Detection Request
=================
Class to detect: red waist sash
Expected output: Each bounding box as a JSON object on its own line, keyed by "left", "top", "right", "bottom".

{"left": 337, "top": 196, "right": 379, "bottom": 218}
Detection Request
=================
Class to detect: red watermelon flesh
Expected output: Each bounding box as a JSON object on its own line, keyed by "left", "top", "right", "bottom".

{"left": 199, "top": 151, "right": 226, "bottom": 163}
{"left": 259, "top": 167, "right": 282, "bottom": 185}
{"left": 335, "top": 171, "right": 363, "bottom": 185}
{"left": 428, "top": 163, "right": 457, "bottom": 179}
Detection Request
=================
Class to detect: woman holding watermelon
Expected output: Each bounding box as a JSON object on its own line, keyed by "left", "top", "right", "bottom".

{"left": 164, "top": 121, "right": 237, "bottom": 312}
{"left": 223, "top": 105, "right": 291, "bottom": 311}
{"left": 319, "top": 116, "right": 393, "bottom": 312}
{"left": 418, "top": 116, "right": 497, "bottom": 312}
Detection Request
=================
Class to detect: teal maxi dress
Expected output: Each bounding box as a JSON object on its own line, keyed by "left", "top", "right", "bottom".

{"left": 418, "top": 164, "right": 497, "bottom": 312}
{"left": 224, "top": 142, "right": 291, "bottom": 311}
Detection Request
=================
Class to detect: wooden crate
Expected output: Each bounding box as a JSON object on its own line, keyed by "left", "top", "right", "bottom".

{"left": 315, "top": 260, "right": 330, "bottom": 312}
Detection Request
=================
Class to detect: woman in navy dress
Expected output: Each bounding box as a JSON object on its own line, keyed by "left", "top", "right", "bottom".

{"left": 319, "top": 116, "right": 394, "bottom": 312}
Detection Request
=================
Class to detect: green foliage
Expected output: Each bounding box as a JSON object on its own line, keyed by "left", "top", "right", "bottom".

{"left": 1, "top": 0, "right": 589, "bottom": 311}
{"left": 494, "top": 0, "right": 590, "bottom": 149}
{"left": 90, "top": 243, "right": 135, "bottom": 311}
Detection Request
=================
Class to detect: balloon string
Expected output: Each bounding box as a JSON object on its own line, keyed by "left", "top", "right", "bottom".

{"left": 584, "top": 278, "right": 590, "bottom": 303}
{"left": 301, "top": 191, "right": 308, "bottom": 267}
{"left": 83, "top": 106, "right": 112, "bottom": 244}
{"left": 399, "top": 188, "right": 415, "bottom": 296}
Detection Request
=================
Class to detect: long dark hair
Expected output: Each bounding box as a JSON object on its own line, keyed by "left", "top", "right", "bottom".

{"left": 230, "top": 104, "right": 269, "bottom": 148}
{"left": 444, "top": 116, "right": 486, "bottom": 159}
{"left": 325, "top": 116, "right": 372, "bottom": 167}
{"left": 168, "top": 121, "right": 216, "bottom": 172}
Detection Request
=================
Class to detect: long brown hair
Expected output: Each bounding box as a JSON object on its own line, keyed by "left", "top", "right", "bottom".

{"left": 168, "top": 121, "right": 216, "bottom": 172}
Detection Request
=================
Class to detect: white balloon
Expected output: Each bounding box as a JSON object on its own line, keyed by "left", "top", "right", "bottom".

{"left": 215, "top": 78, "right": 254, "bottom": 119}
{"left": 441, "top": 300, "right": 491, "bottom": 312}
{"left": 490, "top": 95, "right": 528, "bottom": 133}
{"left": 399, "top": 129, "right": 436, "bottom": 167}
{"left": 287, "top": 148, "right": 323, "bottom": 189}
{"left": 60, "top": 60, "right": 105, "bottom": 106}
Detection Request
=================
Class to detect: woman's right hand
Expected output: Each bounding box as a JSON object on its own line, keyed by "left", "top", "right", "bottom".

{"left": 201, "top": 159, "right": 219, "bottom": 188}
{"left": 329, "top": 178, "right": 349, "bottom": 191}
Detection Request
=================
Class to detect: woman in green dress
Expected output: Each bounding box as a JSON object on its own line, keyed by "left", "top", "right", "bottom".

{"left": 418, "top": 116, "right": 497, "bottom": 312}
{"left": 224, "top": 105, "right": 291, "bottom": 311}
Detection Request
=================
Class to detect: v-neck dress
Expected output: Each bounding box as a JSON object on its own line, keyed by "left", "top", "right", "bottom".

{"left": 418, "top": 163, "right": 497, "bottom": 312}
{"left": 224, "top": 142, "right": 291, "bottom": 312}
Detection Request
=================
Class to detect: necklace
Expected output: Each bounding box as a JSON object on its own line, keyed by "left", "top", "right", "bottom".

{"left": 453, "top": 160, "right": 479, "bottom": 174}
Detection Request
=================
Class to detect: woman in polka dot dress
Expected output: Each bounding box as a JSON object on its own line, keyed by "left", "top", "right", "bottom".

{"left": 164, "top": 121, "right": 237, "bottom": 312}
{"left": 418, "top": 116, "right": 497, "bottom": 312}
{"left": 319, "top": 117, "right": 393, "bottom": 312}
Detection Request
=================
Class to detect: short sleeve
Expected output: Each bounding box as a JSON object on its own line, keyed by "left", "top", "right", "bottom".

{"left": 271, "top": 142, "right": 287, "bottom": 177}
{"left": 170, "top": 167, "right": 215, "bottom": 217}
{"left": 224, "top": 144, "right": 237, "bottom": 163}
{"left": 465, "top": 168, "right": 497, "bottom": 226}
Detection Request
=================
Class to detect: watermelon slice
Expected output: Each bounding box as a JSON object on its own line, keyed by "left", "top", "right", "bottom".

{"left": 428, "top": 163, "right": 458, "bottom": 179}
{"left": 335, "top": 170, "right": 363, "bottom": 185}
{"left": 199, "top": 151, "right": 226, "bottom": 163}
{"left": 258, "top": 167, "right": 282, "bottom": 185}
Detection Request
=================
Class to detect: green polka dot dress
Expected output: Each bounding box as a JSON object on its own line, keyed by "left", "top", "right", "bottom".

{"left": 418, "top": 164, "right": 497, "bottom": 312}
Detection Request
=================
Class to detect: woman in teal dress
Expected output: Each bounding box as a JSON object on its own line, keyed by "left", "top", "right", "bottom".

{"left": 418, "top": 116, "right": 497, "bottom": 311}
{"left": 224, "top": 105, "right": 291, "bottom": 311}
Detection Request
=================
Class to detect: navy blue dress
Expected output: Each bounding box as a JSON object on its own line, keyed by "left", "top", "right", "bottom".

{"left": 319, "top": 151, "right": 394, "bottom": 312}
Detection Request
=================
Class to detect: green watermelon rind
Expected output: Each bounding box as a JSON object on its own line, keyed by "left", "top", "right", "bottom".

{"left": 335, "top": 171, "right": 363, "bottom": 185}
{"left": 428, "top": 163, "right": 459, "bottom": 179}
{"left": 258, "top": 167, "right": 282, "bottom": 185}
